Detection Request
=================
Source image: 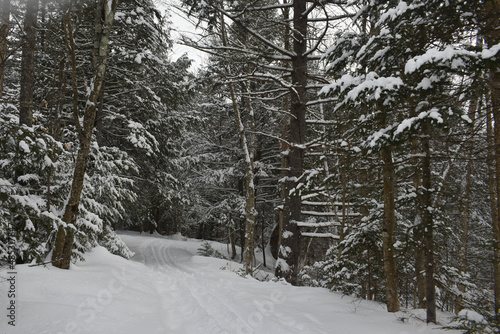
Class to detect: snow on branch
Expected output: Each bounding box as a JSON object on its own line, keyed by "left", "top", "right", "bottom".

{"left": 403, "top": 43, "right": 500, "bottom": 74}
{"left": 320, "top": 72, "right": 403, "bottom": 102}
{"left": 377, "top": 1, "right": 425, "bottom": 26}
{"left": 393, "top": 109, "right": 443, "bottom": 137}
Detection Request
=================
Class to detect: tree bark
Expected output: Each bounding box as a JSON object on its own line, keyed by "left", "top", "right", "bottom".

{"left": 487, "top": 99, "right": 500, "bottom": 316}
{"left": 381, "top": 144, "right": 400, "bottom": 313}
{"left": 276, "top": 0, "right": 290, "bottom": 279}
{"left": 455, "top": 98, "right": 477, "bottom": 313}
{"left": 413, "top": 148, "right": 426, "bottom": 309}
{"left": 275, "top": 0, "right": 307, "bottom": 286}
{"left": 484, "top": 0, "right": 500, "bottom": 316}
{"left": 19, "top": 0, "right": 39, "bottom": 126}
{"left": 229, "top": 225, "right": 236, "bottom": 260}
{"left": 52, "top": 0, "right": 118, "bottom": 269}
{"left": 219, "top": 14, "right": 257, "bottom": 275}
{"left": 421, "top": 120, "right": 436, "bottom": 323}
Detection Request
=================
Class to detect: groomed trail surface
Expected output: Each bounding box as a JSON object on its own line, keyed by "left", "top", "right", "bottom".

{"left": 4, "top": 232, "right": 453, "bottom": 334}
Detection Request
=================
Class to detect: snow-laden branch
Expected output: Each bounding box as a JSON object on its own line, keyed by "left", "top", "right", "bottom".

{"left": 405, "top": 44, "right": 500, "bottom": 74}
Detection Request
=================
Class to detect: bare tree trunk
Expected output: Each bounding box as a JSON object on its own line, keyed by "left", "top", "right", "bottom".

{"left": 19, "top": 0, "right": 39, "bottom": 126}
{"left": 421, "top": 120, "right": 436, "bottom": 323}
{"left": 381, "top": 144, "right": 400, "bottom": 313}
{"left": 0, "top": 0, "right": 10, "bottom": 97}
{"left": 261, "top": 219, "right": 266, "bottom": 268}
{"left": 414, "top": 145, "right": 426, "bottom": 309}
{"left": 456, "top": 98, "right": 477, "bottom": 313}
{"left": 487, "top": 100, "right": 500, "bottom": 316}
{"left": 275, "top": 0, "right": 307, "bottom": 286}
{"left": 276, "top": 0, "right": 290, "bottom": 277}
{"left": 229, "top": 225, "right": 236, "bottom": 260}
{"left": 484, "top": 0, "right": 500, "bottom": 316}
{"left": 52, "top": 0, "right": 118, "bottom": 269}
{"left": 492, "top": 80, "right": 500, "bottom": 318}
{"left": 219, "top": 14, "right": 256, "bottom": 275}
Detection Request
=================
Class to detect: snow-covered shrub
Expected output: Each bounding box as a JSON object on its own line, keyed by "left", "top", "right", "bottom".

{"left": 0, "top": 106, "right": 137, "bottom": 264}
{"left": 299, "top": 260, "right": 329, "bottom": 288}
{"left": 445, "top": 310, "right": 500, "bottom": 334}
{"left": 317, "top": 214, "right": 385, "bottom": 300}
{"left": 0, "top": 107, "right": 69, "bottom": 264}
{"left": 73, "top": 142, "right": 138, "bottom": 259}
{"left": 197, "top": 241, "right": 226, "bottom": 259}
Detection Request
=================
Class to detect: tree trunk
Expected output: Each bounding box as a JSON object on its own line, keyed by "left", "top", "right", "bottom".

{"left": 275, "top": 0, "right": 307, "bottom": 286}
{"left": 414, "top": 147, "right": 426, "bottom": 309}
{"left": 52, "top": 0, "right": 118, "bottom": 269}
{"left": 487, "top": 100, "right": 500, "bottom": 316}
{"left": 276, "top": 0, "right": 290, "bottom": 278}
{"left": 229, "top": 225, "right": 236, "bottom": 260}
{"left": 19, "top": 0, "right": 39, "bottom": 126}
{"left": 261, "top": 218, "right": 266, "bottom": 268}
{"left": 456, "top": 98, "right": 477, "bottom": 313}
{"left": 484, "top": 0, "right": 500, "bottom": 316}
{"left": 381, "top": 144, "right": 400, "bottom": 313}
{"left": 219, "top": 14, "right": 257, "bottom": 275}
{"left": 0, "top": 0, "right": 10, "bottom": 97}
{"left": 421, "top": 120, "right": 436, "bottom": 323}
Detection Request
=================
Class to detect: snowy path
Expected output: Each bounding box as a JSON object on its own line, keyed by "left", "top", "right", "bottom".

{"left": 119, "top": 233, "right": 451, "bottom": 334}
{"left": 3, "top": 232, "right": 453, "bottom": 334}
{"left": 120, "top": 234, "right": 325, "bottom": 334}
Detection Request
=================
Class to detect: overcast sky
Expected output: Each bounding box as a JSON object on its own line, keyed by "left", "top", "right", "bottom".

{"left": 156, "top": 0, "right": 206, "bottom": 72}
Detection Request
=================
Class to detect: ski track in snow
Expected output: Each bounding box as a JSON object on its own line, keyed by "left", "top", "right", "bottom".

{"left": 122, "top": 235, "right": 314, "bottom": 334}
{"left": 119, "top": 233, "right": 449, "bottom": 334}
{"left": 2, "top": 232, "right": 453, "bottom": 334}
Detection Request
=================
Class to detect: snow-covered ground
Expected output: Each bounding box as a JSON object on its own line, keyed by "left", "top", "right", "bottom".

{"left": 1, "top": 232, "right": 455, "bottom": 334}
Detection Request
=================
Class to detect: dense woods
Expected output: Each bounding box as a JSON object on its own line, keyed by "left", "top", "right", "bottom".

{"left": 0, "top": 0, "right": 499, "bottom": 331}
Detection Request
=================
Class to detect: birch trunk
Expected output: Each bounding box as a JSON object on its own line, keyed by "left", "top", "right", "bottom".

{"left": 220, "top": 14, "right": 256, "bottom": 275}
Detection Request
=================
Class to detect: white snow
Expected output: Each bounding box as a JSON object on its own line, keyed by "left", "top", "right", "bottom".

{"left": 457, "top": 309, "right": 484, "bottom": 323}
{"left": 134, "top": 54, "right": 143, "bottom": 64}
{"left": 1, "top": 232, "right": 453, "bottom": 334}
{"left": 19, "top": 140, "right": 30, "bottom": 153}
{"left": 17, "top": 174, "right": 40, "bottom": 183}
{"left": 405, "top": 46, "right": 475, "bottom": 74}
{"left": 0, "top": 178, "right": 12, "bottom": 187}
{"left": 416, "top": 77, "right": 432, "bottom": 90}
{"left": 24, "top": 218, "right": 35, "bottom": 231}
{"left": 393, "top": 109, "right": 443, "bottom": 138}
{"left": 482, "top": 43, "right": 500, "bottom": 59}
{"left": 320, "top": 72, "right": 403, "bottom": 102}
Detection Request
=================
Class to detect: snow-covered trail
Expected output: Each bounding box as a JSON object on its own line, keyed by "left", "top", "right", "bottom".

{"left": 121, "top": 233, "right": 328, "bottom": 334}
{"left": 119, "top": 233, "right": 450, "bottom": 334}
{"left": 3, "top": 232, "right": 453, "bottom": 334}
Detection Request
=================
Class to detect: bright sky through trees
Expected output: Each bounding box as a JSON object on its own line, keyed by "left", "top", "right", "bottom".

{"left": 156, "top": 0, "right": 205, "bottom": 71}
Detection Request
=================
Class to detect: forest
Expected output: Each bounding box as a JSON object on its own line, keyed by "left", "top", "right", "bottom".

{"left": 0, "top": 0, "right": 499, "bottom": 332}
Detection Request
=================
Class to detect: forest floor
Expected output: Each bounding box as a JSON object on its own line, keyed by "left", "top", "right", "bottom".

{"left": 1, "top": 231, "right": 457, "bottom": 334}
